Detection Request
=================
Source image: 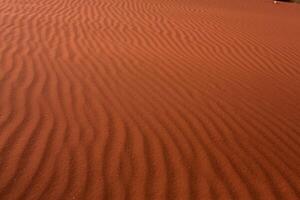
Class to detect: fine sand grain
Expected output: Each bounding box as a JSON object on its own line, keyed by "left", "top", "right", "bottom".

{"left": 0, "top": 0, "right": 300, "bottom": 199}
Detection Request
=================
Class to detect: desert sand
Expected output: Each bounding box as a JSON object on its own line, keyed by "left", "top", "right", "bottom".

{"left": 0, "top": 0, "right": 300, "bottom": 199}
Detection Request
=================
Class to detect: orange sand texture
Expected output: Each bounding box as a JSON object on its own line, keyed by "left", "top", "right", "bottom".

{"left": 0, "top": 0, "right": 300, "bottom": 199}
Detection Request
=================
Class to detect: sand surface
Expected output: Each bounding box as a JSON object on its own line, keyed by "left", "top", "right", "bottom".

{"left": 0, "top": 0, "right": 300, "bottom": 199}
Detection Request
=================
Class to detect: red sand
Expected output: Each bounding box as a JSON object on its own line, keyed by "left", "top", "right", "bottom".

{"left": 0, "top": 0, "right": 300, "bottom": 199}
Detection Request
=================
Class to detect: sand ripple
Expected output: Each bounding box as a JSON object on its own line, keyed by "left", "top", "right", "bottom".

{"left": 0, "top": 0, "right": 300, "bottom": 199}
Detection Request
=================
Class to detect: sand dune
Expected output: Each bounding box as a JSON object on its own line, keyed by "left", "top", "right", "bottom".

{"left": 0, "top": 0, "right": 300, "bottom": 199}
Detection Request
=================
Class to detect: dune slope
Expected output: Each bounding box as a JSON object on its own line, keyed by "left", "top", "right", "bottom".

{"left": 0, "top": 0, "right": 300, "bottom": 199}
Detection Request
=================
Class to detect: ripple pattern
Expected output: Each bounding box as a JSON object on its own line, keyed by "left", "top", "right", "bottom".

{"left": 0, "top": 0, "right": 300, "bottom": 199}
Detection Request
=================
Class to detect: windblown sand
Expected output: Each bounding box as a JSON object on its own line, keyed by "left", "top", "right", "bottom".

{"left": 0, "top": 0, "right": 300, "bottom": 199}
